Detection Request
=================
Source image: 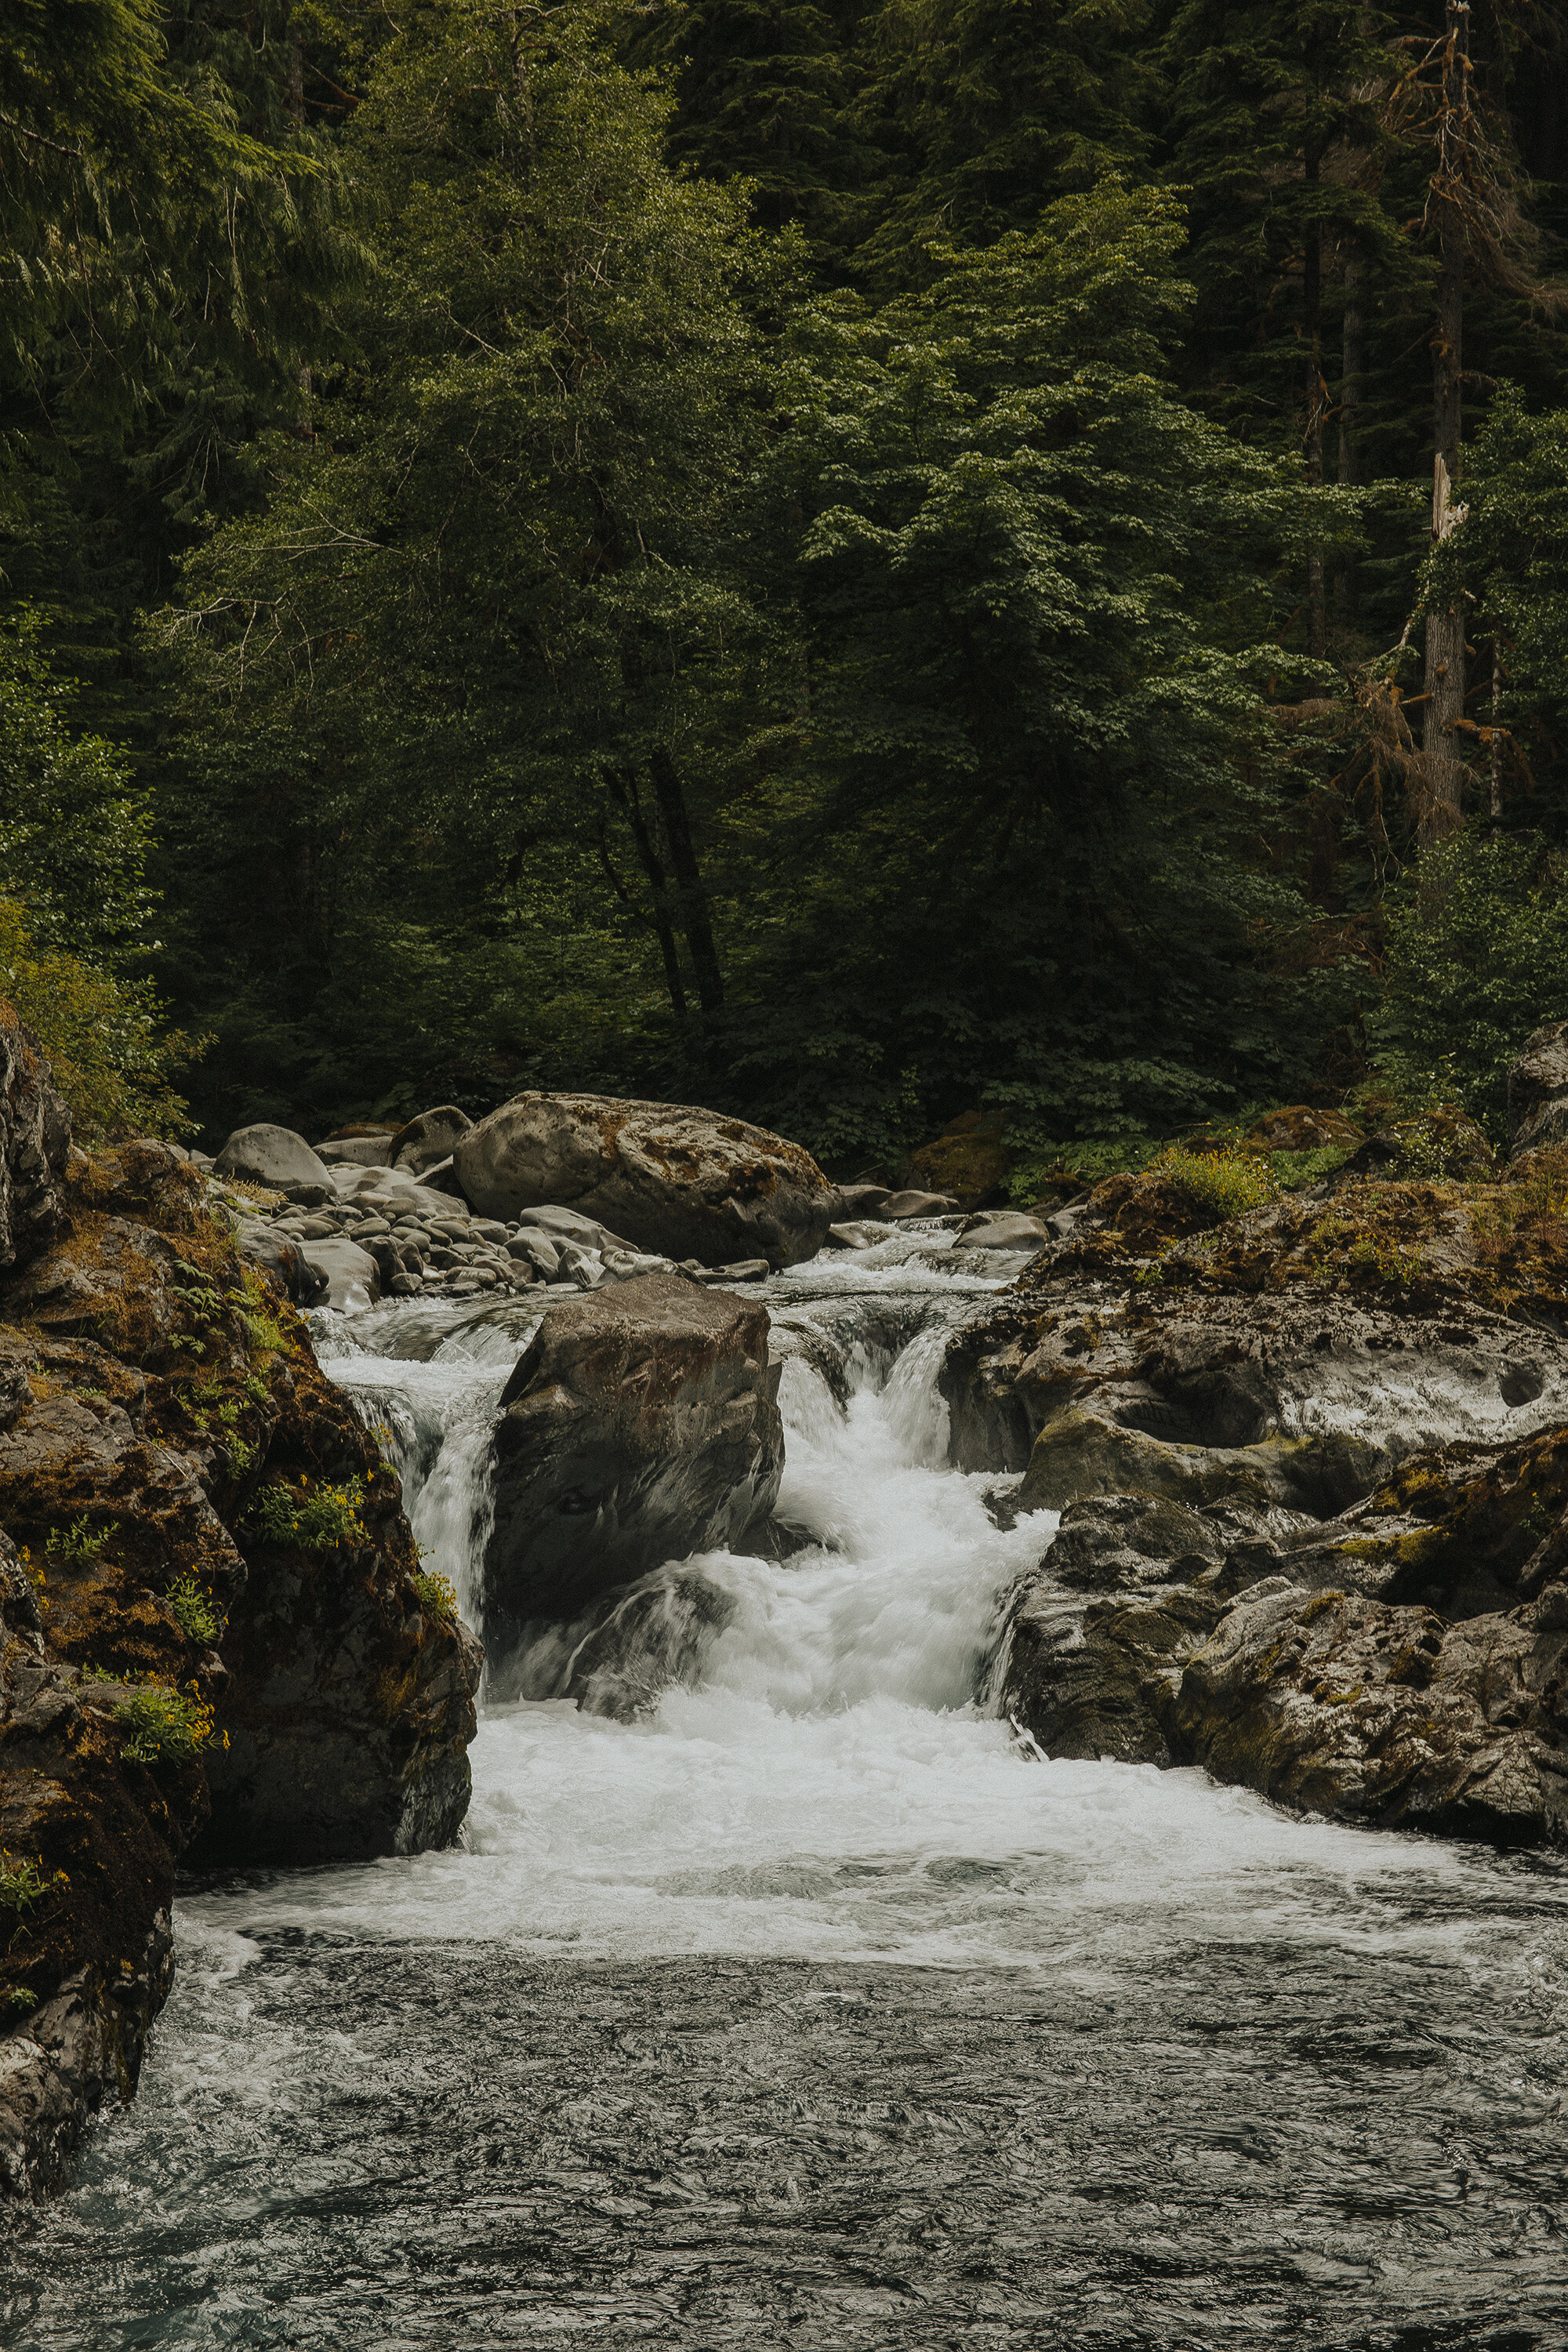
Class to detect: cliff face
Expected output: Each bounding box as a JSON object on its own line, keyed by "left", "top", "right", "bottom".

{"left": 0, "top": 1093, "right": 480, "bottom": 2201}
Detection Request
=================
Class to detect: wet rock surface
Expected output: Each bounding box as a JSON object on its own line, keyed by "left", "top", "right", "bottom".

{"left": 0, "top": 1134, "right": 480, "bottom": 2198}
{"left": 482, "top": 1272, "right": 783, "bottom": 1682}
{"left": 454, "top": 1091, "right": 837, "bottom": 1268}
{"left": 973, "top": 1142, "right": 1568, "bottom": 1847}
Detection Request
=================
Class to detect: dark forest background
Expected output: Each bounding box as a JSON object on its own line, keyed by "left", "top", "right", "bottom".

{"left": 5, "top": 0, "right": 1568, "bottom": 1181}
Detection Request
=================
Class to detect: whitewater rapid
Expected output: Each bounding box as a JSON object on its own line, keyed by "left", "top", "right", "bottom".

{"left": 202, "top": 1247, "right": 1495, "bottom": 1970}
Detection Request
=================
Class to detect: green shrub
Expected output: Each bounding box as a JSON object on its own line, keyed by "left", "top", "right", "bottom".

{"left": 0, "top": 1853, "right": 67, "bottom": 1920}
{"left": 116, "top": 1683, "right": 220, "bottom": 1767}
{"left": 1269, "top": 1145, "right": 1354, "bottom": 1191}
{"left": 249, "top": 1476, "right": 366, "bottom": 1552}
{"left": 165, "top": 1577, "right": 218, "bottom": 1646}
{"left": 413, "top": 1569, "right": 459, "bottom": 1624}
{"left": 45, "top": 1515, "right": 114, "bottom": 1566}
{"left": 0, "top": 902, "right": 204, "bottom": 1142}
{"left": 1157, "top": 1147, "right": 1275, "bottom": 1219}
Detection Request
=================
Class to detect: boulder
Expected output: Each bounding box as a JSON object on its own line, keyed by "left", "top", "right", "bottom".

{"left": 1014, "top": 1401, "right": 1381, "bottom": 1519}
{"left": 1167, "top": 1579, "right": 1568, "bottom": 1844}
{"left": 299, "top": 1238, "right": 380, "bottom": 1311}
{"left": 882, "top": 1189, "right": 960, "bottom": 1220}
{"left": 315, "top": 1138, "right": 397, "bottom": 1169}
{"left": 481, "top": 1272, "right": 783, "bottom": 1685}
{"left": 390, "top": 1105, "right": 474, "bottom": 1176}
{"left": 827, "top": 1220, "right": 891, "bottom": 1250}
{"left": 0, "top": 1004, "right": 70, "bottom": 1272}
{"left": 233, "top": 1217, "right": 330, "bottom": 1307}
{"left": 955, "top": 1210, "right": 1050, "bottom": 1252}
{"left": 1509, "top": 1021, "right": 1568, "bottom": 1156}
{"left": 453, "top": 1092, "right": 837, "bottom": 1268}
{"left": 898, "top": 1109, "right": 1010, "bottom": 1210}
{"left": 212, "top": 1124, "right": 335, "bottom": 1207}
{"left": 837, "top": 1184, "right": 892, "bottom": 1221}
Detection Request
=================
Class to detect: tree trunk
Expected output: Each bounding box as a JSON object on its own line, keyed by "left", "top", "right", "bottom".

{"left": 1420, "top": 0, "right": 1469, "bottom": 848}
{"left": 1338, "top": 253, "right": 1362, "bottom": 488}
{"left": 1303, "top": 152, "right": 1327, "bottom": 662}
{"left": 648, "top": 747, "right": 725, "bottom": 1014}
{"left": 606, "top": 768, "right": 688, "bottom": 1022}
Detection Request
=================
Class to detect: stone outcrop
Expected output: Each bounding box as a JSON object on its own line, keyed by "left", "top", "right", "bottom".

{"left": 453, "top": 1092, "right": 837, "bottom": 1269}
{"left": 977, "top": 1131, "right": 1568, "bottom": 1848}
{"left": 0, "top": 1006, "right": 70, "bottom": 1273}
{"left": 0, "top": 1129, "right": 481, "bottom": 2198}
{"left": 481, "top": 1272, "right": 783, "bottom": 1684}
{"left": 945, "top": 1165, "right": 1568, "bottom": 1506}
{"left": 1508, "top": 1021, "right": 1568, "bottom": 1156}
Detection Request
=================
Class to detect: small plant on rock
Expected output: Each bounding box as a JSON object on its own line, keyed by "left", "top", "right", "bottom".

{"left": 45, "top": 1517, "right": 114, "bottom": 1567}
{"left": 165, "top": 1577, "right": 219, "bottom": 1646}
{"left": 1157, "top": 1147, "right": 1275, "bottom": 1221}
{"left": 0, "top": 1853, "right": 68, "bottom": 1936}
{"left": 116, "top": 1682, "right": 221, "bottom": 1767}
{"left": 249, "top": 1475, "right": 366, "bottom": 1552}
{"left": 412, "top": 1569, "right": 459, "bottom": 1624}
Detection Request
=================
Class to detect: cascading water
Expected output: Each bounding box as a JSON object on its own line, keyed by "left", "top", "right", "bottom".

{"left": 10, "top": 1231, "right": 1568, "bottom": 2349}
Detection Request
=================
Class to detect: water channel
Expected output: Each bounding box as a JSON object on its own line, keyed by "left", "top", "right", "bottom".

{"left": 8, "top": 1232, "right": 1568, "bottom": 2347}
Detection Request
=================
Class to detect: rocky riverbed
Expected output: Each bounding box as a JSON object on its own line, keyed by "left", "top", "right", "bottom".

{"left": 10, "top": 1036, "right": 1568, "bottom": 2348}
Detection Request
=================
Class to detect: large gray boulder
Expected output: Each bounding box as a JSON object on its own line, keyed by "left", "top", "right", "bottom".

{"left": 212, "top": 1123, "right": 334, "bottom": 1206}
{"left": 0, "top": 1005, "right": 70, "bottom": 1272}
{"left": 481, "top": 1272, "right": 783, "bottom": 1686}
{"left": 453, "top": 1092, "right": 836, "bottom": 1269}
{"left": 1508, "top": 1020, "right": 1568, "bottom": 1155}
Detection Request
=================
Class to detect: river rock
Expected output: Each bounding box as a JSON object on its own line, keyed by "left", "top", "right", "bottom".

{"left": 955, "top": 1210, "right": 1050, "bottom": 1251}
{"left": 0, "top": 1006, "right": 70, "bottom": 1273}
{"left": 315, "top": 1137, "right": 397, "bottom": 1169}
{"left": 454, "top": 1093, "right": 836, "bottom": 1269}
{"left": 837, "top": 1185, "right": 892, "bottom": 1220}
{"left": 883, "top": 1189, "right": 960, "bottom": 1219}
{"left": 481, "top": 1272, "right": 783, "bottom": 1684}
{"left": 212, "top": 1124, "right": 336, "bottom": 1206}
{"left": 1509, "top": 1021, "right": 1568, "bottom": 1155}
{"left": 233, "top": 1215, "right": 329, "bottom": 1306}
{"left": 299, "top": 1236, "right": 381, "bottom": 1310}
{"left": 390, "top": 1105, "right": 473, "bottom": 1175}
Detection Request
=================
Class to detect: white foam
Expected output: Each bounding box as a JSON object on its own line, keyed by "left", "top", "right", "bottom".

{"left": 190, "top": 1302, "right": 1500, "bottom": 1974}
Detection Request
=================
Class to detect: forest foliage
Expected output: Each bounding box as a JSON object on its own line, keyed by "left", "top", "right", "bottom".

{"left": 3, "top": 0, "right": 1567, "bottom": 1167}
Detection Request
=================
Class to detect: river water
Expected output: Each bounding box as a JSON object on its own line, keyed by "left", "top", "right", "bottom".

{"left": 8, "top": 1236, "right": 1568, "bottom": 2347}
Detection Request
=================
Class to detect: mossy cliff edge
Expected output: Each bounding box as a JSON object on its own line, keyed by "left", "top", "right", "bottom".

{"left": 949, "top": 1083, "right": 1568, "bottom": 1845}
{"left": 0, "top": 1008, "right": 480, "bottom": 2202}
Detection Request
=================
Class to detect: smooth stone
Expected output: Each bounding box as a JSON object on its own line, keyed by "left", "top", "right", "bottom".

{"left": 213, "top": 1123, "right": 336, "bottom": 1207}
{"left": 827, "top": 1221, "right": 890, "bottom": 1250}
{"left": 298, "top": 1237, "right": 382, "bottom": 1312}
{"left": 389, "top": 1105, "right": 474, "bottom": 1177}
{"left": 955, "top": 1210, "right": 1050, "bottom": 1250}
{"left": 883, "top": 1189, "right": 960, "bottom": 1219}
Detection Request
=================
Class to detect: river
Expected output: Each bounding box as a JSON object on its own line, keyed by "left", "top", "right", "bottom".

{"left": 7, "top": 1232, "right": 1568, "bottom": 2347}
